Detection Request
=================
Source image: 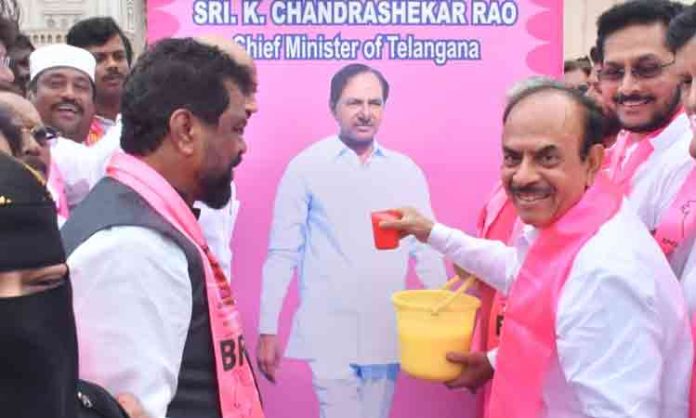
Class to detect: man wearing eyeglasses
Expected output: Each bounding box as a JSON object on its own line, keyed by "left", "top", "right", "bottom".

{"left": 596, "top": 1, "right": 695, "bottom": 301}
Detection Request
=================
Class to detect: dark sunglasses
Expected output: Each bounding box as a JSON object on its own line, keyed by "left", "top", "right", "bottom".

{"left": 30, "top": 126, "right": 59, "bottom": 146}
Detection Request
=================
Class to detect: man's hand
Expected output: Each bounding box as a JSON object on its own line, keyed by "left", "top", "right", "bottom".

{"left": 256, "top": 334, "right": 281, "bottom": 383}
{"left": 444, "top": 351, "right": 494, "bottom": 393}
{"left": 379, "top": 207, "right": 435, "bottom": 243}
{"left": 116, "top": 393, "right": 149, "bottom": 418}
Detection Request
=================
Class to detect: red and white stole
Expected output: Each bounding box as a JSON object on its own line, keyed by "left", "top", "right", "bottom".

{"left": 107, "top": 153, "right": 264, "bottom": 418}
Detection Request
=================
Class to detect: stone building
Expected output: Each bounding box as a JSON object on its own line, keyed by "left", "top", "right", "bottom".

{"left": 16, "top": 0, "right": 146, "bottom": 53}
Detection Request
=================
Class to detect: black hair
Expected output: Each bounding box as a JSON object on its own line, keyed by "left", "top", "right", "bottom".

{"left": 120, "top": 38, "right": 252, "bottom": 156}
{"left": 67, "top": 17, "right": 133, "bottom": 65}
{"left": 667, "top": 4, "right": 696, "bottom": 52}
{"left": 0, "top": 104, "right": 22, "bottom": 156}
{"left": 563, "top": 58, "right": 591, "bottom": 77}
{"left": 10, "top": 33, "right": 33, "bottom": 52}
{"left": 503, "top": 82, "right": 606, "bottom": 160}
{"left": 329, "top": 63, "right": 389, "bottom": 111}
{"left": 589, "top": 46, "right": 600, "bottom": 65}
{"left": 595, "top": 0, "right": 685, "bottom": 62}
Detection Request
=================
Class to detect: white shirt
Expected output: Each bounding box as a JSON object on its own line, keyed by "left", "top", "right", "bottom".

{"left": 51, "top": 120, "right": 240, "bottom": 278}
{"left": 619, "top": 114, "right": 696, "bottom": 315}
{"left": 69, "top": 226, "right": 192, "bottom": 418}
{"left": 195, "top": 184, "right": 240, "bottom": 279}
{"left": 259, "top": 136, "right": 447, "bottom": 367}
{"left": 428, "top": 202, "right": 693, "bottom": 418}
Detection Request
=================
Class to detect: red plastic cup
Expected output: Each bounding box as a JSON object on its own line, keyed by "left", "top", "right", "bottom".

{"left": 371, "top": 210, "right": 402, "bottom": 250}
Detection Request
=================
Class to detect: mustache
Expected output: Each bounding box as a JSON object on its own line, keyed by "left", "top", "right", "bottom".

{"left": 103, "top": 68, "right": 125, "bottom": 80}
{"left": 51, "top": 99, "right": 83, "bottom": 114}
{"left": 613, "top": 93, "right": 655, "bottom": 105}
{"left": 509, "top": 183, "right": 553, "bottom": 195}
{"left": 231, "top": 154, "right": 243, "bottom": 168}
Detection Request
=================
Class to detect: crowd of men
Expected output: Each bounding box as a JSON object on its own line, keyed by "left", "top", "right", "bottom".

{"left": 1, "top": 0, "right": 696, "bottom": 417}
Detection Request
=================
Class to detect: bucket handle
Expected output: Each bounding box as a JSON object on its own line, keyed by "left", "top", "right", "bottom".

{"left": 431, "top": 275, "right": 477, "bottom": 316}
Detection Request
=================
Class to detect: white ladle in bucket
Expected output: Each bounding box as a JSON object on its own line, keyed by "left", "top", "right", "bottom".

{"left": 430, "top": 275, "right": 477, "bottom": 316}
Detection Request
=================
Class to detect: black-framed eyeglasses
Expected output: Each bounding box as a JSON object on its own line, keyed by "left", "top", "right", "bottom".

{"left": 598, "top": 58, "right": 676, "bottom": 82}
{"left": 28, "top": 126, "right": 59, "bottom": 146}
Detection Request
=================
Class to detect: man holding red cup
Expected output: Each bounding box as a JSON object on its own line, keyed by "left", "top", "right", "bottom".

{"left": 257, "top": 63, "right": 446, "bottom": 418}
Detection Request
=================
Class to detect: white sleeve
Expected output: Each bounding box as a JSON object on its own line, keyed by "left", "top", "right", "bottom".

{"left": 259, "top": 163, "right": 308, "bottom": 334}
{"left": 427, "top": 223, "right": 518, "bottom": 294}
{"left": 195, "top": 182, "right": 239, "bottom": 281}
{"left": 68, "top": 226, "right": 192, "bottom": 418}
{"left": 51, "top": 138, "right": 94, "bottom": 208}
{"left": 51, "top": 130, "right": 121, "bottom": 208}
{"left": 556, "top": 267, "right": 662, "bottom": 417}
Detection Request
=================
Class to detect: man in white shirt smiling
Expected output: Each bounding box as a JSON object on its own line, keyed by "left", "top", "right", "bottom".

{"left": 256, "top": 63, "right": 446, "bottom": 418}
{"left": 383, "top": 82, "right": 693, "bottom": 418}
{"left": 596, "top": 0, "right": 696, "bottom": 309}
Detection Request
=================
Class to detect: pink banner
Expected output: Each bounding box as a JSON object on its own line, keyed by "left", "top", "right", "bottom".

{"left": 147, "top": 1, "right": 562, "bottom": 417}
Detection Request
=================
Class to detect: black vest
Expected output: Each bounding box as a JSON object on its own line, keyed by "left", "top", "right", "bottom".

{"left": 62, "top": 177, "right": 221, "bottom": 418}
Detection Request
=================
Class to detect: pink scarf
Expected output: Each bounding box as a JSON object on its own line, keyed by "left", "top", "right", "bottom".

{"left": 107, "top": 153, "right": 263, "bottom": 418}
{"left": 47, "top": 160, "right": 69, "bottom": 220}
{"left": 607, "top": 131, "right": 655, "bottom": 194}
{"left": 473, "top": 182, "right": 519, "bottom": 418}
{"left": 653, "top": 167, "right": 696, "bottom": 257}
{"left": 606, "top": 109, "right": 685, "bottom": 194}
{"left": 488, "top": 174, "right": 622, "bottom": 418}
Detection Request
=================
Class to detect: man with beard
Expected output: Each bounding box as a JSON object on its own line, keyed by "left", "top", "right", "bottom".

{"left": 61, "top": 38, "right": 263, "bottom": 418}
{"left": 382, "top": 82, "right": 693, "bottom": 418}
{"left": 67, "top": 17, "right": 132, "bottom": 144}
{"left": 52, "top": 35, "right": 259, "bottom": 280}
{"left": 597, "top": 0, "right": 696, "bottom": 311}
{"left": 28, "top": 44, "right": 96, "bottom": 144}
{"left": 257, "top": 63, "right": 446, "bottom": 418}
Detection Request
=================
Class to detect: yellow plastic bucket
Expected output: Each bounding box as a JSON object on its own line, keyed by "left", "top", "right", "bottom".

{"left": 392, "top": 289, "right": 481, "bottom": 381}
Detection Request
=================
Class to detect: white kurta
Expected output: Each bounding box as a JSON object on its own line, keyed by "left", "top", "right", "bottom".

{"left": 69, "top": 226, "right": 192, "bottom": 418}
{"left": 259, "top": 136, "right": 447, "bottom": 369}
{"left": 428, "top": 201, "right": 693, "bottom": 418}
{"left": 618, "top": 113, "right": 696, "bottom": 315}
